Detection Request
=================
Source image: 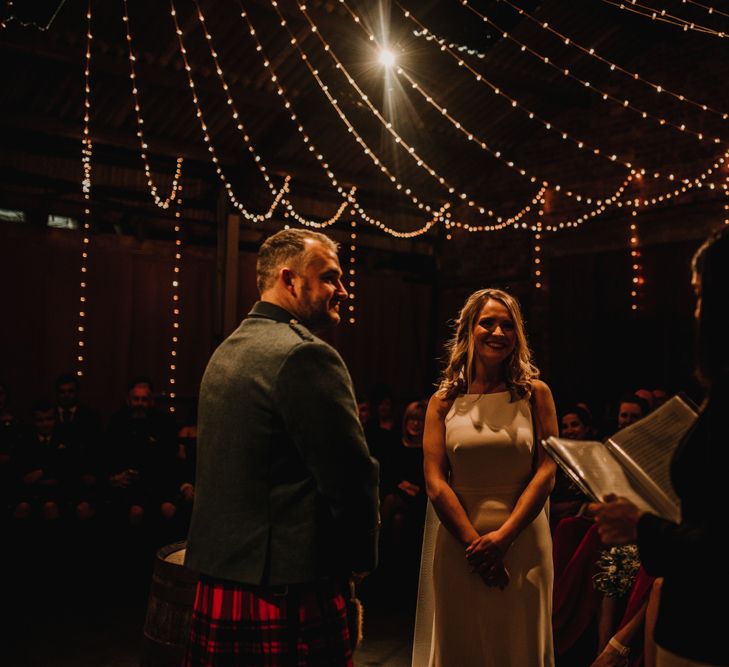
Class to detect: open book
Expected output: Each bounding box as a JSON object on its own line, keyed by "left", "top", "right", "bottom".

{"left": 543, "top": 394, "right": 699, "bottom": 523}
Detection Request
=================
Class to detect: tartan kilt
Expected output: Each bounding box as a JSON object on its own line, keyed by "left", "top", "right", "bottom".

{"left": 183, "top": 576, "right": 353, "bottom": 667}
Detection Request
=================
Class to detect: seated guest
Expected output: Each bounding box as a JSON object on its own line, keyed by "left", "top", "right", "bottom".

{"left": 616, "top": 394, "right": 650, "bottom": 430}
{"left": 634, "top": 388, "right": 655, "bottom": 414}
{"left": 54, "top": 372, "right": 101, "bottom": 450}
{"left": 650, "top": 388, "right": 668, "bottom": 409}
{"left": 370, "top": 382, "right": 397, "bottom": 432}
{"left": 54, "top": 373, "right": 102, "bottom": 512}
{"left": 0, "top": 381, "right": 23, "bottom": 518}
{"left": 380, "top": 400, "right": 427, "bottom": 550}
{"left": 364, "top": 384, "right": 400, "bottom": 500}
{"left": 356, "top": 395, "right": 372, "bottom": 428}
{"left": 106, "top": 377, "right": 178, "bottom": 529}
{"left": 14, "top": 400, "right": 73, "bottom": 522}
{"left": 550, "top": 404, "right": 594, "bottom": 532}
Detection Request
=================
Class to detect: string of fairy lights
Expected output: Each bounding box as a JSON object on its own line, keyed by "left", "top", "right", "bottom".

{"left": 76, "top": 0, "right": 93, "bottom": 378}
{"left": 190, "top": 0, "right": 356, "bottom": 230}
{"left": 629, "top": 209, "right": 644, "bottom": 311}
{"left": 533, "top": 223, "right": 543, "bottom": 290}
{"left": 168, "top": 188, "right": 184, "bottom": 412}
{"left": 347, "top": 216, "right": 358, "bottom": 325}
{"left": 121, "top": 0, "right": 184, "bottom": 210}
{"left": 599, "top": 0, "right": 727, "bottom": 37}
{"left": 490, "top": 0, "right": 729, "bottom": 123}
{"left": 75, "top": 0, "right": 190, "bottom": 387}
{"left": 411, "top": 28, "right": 489, "bottom": 58}
{"left": 682, "top": 0, "right": 729, "bottom": 22}
{"left": 455, "top": 1, "right": 724, "bottom": 149}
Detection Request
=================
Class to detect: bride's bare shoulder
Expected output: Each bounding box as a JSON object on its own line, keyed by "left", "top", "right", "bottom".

{"left": 427, "top": 391, "right": 455, "bottom": 419}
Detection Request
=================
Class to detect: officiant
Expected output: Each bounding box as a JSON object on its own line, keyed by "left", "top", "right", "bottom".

{"left": 589, "top": 225, "right": 729, "bottom": 667}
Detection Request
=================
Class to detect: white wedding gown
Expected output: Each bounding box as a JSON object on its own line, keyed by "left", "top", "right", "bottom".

{"left": 412, "top": 392, "right": 554, "bottom": 667}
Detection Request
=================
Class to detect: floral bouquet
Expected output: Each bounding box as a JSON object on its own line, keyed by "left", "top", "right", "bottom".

{"left": 592, "top": 544, "right": 641, "bottom": 597}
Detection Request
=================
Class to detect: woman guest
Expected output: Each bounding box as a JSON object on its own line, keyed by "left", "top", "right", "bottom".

{"left": 550, "top": 404, "right": 595, "bottom": 532}
{"left": 381, "top": 400, "right": 428, "bottom": 549}
{"left": 412, "top": 288, "right": 558, "bottom": 666}
{"left": 379, "top": 400, "right": 428, "bottom": 594}
{"left": 589, "top": 226, "right": 729, "bottom": 667}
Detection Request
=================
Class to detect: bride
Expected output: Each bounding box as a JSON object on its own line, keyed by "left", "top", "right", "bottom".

{"left": 412, "top": 288, "right": 557, "bottom": 667}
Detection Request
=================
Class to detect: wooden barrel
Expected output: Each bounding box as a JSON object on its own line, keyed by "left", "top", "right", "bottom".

{"left": 140, "top": 541, "right": 199, "bottom": 667}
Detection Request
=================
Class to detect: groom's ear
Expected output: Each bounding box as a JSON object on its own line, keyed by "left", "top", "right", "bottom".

{"left": 280, "top": 267, "right": 297, "bottom": 294}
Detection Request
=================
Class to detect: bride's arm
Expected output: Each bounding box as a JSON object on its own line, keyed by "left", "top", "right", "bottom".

{"left": 423, "top": 393, "right": 480, "bottom": 546}
{"left": 466, "top": 380, "right": 558, "bottom": 565}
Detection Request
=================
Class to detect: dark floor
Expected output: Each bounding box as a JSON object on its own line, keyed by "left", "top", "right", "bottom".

{"left": 1, "top": 520, "right": 416, "bottom": 667}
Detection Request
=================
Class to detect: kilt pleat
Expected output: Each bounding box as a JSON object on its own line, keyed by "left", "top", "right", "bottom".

{"left": 183, "top": 576, "right": 353, "bottom": 667}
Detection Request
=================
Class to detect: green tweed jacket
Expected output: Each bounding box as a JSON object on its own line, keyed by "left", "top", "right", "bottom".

{"left": 185, "top": 301, "right": 380, "bottom": 585}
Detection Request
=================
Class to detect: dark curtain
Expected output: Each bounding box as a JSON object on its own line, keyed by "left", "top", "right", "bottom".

{"left": 546, "top": 239, "right": 702, "bottom": 425}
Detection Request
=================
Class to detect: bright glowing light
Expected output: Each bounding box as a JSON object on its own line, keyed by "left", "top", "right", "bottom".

{"left": 378, "top": 47, "right": 395, "bottom": 67}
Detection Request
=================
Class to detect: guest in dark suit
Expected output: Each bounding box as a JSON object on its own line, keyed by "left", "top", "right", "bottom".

{"left": 184, "top": 229, "right": 380, "bottom": 667}
{"left": 54, "top": 373, "right": 102, "bottom": 514}
{"left": 106, "top": 378, "right": 179, "bottom": 528}
{"left": 589, "top": 225, "right": 729, "bottom": 667}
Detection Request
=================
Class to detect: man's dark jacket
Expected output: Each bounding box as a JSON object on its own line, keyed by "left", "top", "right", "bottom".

{"left": 185, "top": 301, "right": 380, "bottom": 585}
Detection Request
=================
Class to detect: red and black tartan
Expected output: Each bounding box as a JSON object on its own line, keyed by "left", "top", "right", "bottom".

{"left": 183, "top": 576, "right": 353, "bottom": 667}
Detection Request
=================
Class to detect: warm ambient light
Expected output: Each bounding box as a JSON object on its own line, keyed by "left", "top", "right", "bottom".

{"left": 378, "top": 47, "right": 395, "bottom": 67}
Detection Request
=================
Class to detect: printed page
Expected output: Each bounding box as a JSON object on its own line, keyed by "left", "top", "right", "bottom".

{"left": 606, "top": 394, "right": 698, "bottom": 519}
{"left": 543, "top": 438, "right": 666, "bottom": 516}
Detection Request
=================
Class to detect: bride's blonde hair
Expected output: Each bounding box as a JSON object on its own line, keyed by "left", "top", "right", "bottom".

{"left": 437, "top": 288, "right": 539, "bottom": 401}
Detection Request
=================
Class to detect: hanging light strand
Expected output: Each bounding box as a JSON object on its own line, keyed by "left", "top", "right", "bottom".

{"left": 629, "top": 210, "right": 643, "bottom": 311}
{"left": 452, "top": 186, "right": 546, "bottom": 232}
{"left": 533, "top": 222, "right": 543, "bottom": 289}
{"left": 77, "top": 0, "right": 93, "bottom": 378}
{"left": 170, "top": 1, "right": 289, "bottom": 222}
{"left": 122, "top": 0, "right": 184, "bottom": 209}
{"left": 472, "top": 0, "right": 729, "bottom": 125}
{"left": 621, "top": 150, "right": 728, "bottom": 211}
{"left": 238, "top": 3, "right": 448, "bottom": 237}
{"left": 347, "top": 214, "right": 357, "bottom": 324}
{"left": 682, "top": 0, "right": 729, "bottom": 21}
{"left": 599, "top": 0, "right": 726, "bottom": 37}
{"left": 168, "top": 185, "right": 184, "bottom": 413}
{"left": 411, "top": 28, "right": 489, "bottom": 58}
{"left": 192, "top": 0, "right": 354, "bottom": 229}
{"left": 453, "top": 1, "right": 724, "bottom": 147}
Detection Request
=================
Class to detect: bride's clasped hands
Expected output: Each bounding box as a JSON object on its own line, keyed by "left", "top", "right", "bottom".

{"left": 465, "top": 529, "right": 512, "bottom": 590}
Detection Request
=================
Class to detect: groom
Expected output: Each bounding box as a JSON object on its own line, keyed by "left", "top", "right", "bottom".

{"left": 184, "top": 228, "right": 380, "bottom": 666}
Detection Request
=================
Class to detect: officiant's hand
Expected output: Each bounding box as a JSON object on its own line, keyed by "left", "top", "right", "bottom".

{"left": 588, "top": 494, "right": 645, "bottom": 545}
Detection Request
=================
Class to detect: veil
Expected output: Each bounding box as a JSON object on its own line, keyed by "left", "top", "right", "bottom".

{"left": 410, "top": 500, "right": 440, "bottom": 667}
